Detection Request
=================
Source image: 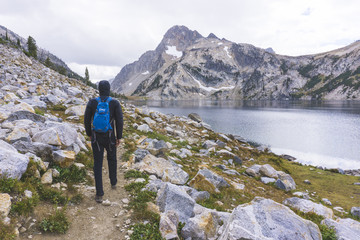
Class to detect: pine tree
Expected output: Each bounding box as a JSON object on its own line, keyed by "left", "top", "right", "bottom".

{"left": 5, "top": 30, "right": 8, "bottom": 41}
{"left": 27, "top": 36, "right": 37, "bottom": 59}
{"left": 45, "top": 57, "right": 53, "bottom": 68}
{"left": 17, "top": 38, "right": 21, "bottom": 47}
{"left": 85, "top": 67, "right": 89, "bottom": 81}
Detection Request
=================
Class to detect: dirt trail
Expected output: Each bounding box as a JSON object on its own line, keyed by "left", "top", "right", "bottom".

{"left": 21, "top": 144, "right": 132, "bottom": 240}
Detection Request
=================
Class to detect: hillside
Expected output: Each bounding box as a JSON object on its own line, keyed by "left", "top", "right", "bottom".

{"left": 0, "top": 25, "right": 84, "bottom": 82}
{"left": 111, "top": 25, "right": 360, "bottom": 100}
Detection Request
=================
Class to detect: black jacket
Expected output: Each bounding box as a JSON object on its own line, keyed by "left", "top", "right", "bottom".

{"left": 84, "top": 81, "right": 123, "bottom": 139}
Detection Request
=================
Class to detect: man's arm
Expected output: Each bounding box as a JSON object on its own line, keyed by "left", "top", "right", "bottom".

{"left": 84, "top": 100, "right": 94, "bottom": 137}
{"left": 114, "top": 100, "right": 124, "bottom": 141}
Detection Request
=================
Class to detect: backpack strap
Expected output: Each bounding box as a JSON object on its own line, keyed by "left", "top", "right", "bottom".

{"left": 105, "top": 97, "right": 112, "bottom": 103}
{"left": 95, "top": 97, "right": 101, "bottom": 103}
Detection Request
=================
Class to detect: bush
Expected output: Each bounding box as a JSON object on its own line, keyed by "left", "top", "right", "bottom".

{"left": 39, "top": 208, "right": 70, "bottom": 234}
{"left": 53, "top": 165, "right": 87, "bottom": 184}
{"left": 37, "top": 185, "right": 67, "bottom": 205}
{"left": 125, "top": 170, "right": 149, "bottom": 180}
{"left": 0, "top": 220, "right": 16, "bottom": 240}
{"left": 10, "top": 195, "right": 39, "bottom": 216}
{"left": 319, "top": 224, "right": 337, "bottom": 240}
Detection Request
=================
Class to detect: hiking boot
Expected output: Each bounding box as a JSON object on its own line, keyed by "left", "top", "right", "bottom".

{"left": 111, "top": 184, "right": 117, "bottom": 190}
{"left": 95, "top": 195, "right": 103, "bottom": 203}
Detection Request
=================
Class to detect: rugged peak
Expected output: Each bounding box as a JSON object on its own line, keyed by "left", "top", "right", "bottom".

{"left": 207, "top": 33, "right": 219, "bottom": 39}
{"left": 156, "top": 25, "right": 203, "bottom": 52}
{"left": 265, "top": 47, "right": 275, "bottom": 54}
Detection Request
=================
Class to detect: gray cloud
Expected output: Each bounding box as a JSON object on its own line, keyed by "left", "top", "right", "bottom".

{"left": 0, "top": 0, "right": 359, "bottom": 81}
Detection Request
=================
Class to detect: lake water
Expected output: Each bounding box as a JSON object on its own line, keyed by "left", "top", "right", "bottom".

{"left": 129, "top": 100, "right": 360, "bottom": 170}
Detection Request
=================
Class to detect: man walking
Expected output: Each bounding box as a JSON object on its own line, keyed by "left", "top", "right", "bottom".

{"left": 84, "top": 80, "right": 123, "bottom": 203}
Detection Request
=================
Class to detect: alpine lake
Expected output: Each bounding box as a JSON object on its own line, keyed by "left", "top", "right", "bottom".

{"left": 127, "top": 100, "right": 360, "bottom": 170}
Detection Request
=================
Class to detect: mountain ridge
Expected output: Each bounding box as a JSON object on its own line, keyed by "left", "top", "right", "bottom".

{"left": 111, "top": 25, "right": 360, "bottom": 100}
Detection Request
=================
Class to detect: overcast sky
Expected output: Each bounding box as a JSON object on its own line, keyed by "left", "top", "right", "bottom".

{"left": 1, "top": 0, "right": 359, "bottom": 82}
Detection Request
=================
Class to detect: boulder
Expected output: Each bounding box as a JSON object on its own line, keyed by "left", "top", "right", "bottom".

{"left": 156, "top": 182, "right": 196, "bottom": 223}
{"left": 182, "top": 204, "right": 230, "bottom": 240}
{"left": 233, "top": 156, "right": 242, "bottom": 165}
{"left": 6, "top": 110, "right": 45, "bottom": 123}
{"left": 65, "top": 86, "right": 83, "bottom": 97}
{"left": 259, "top": 164, "right": 278, "bottom": 178}
{"left": 6, "top": 127, "right": 30, "bottom": 143}
{"left": 0, "top": 193, "right": 11, "bottom": 218}
{"left": 0, "top": 140, "right": 30, "bottom": 179}
{"left": 283, "top": 197, "right": 334, "bottom": 219}
{"left": 215, "top": 140, "right": 226, "bottom": 148}
{"left": 143, "top": 117, "right": 156, "bottom": 126}
{"left": 189, "top": 168, "right": 230, "bottom": 193}
{"left": 53, "top": 150, "right": 76, "bottom": 167}
{"left": 275, "top": 171, "right": 296, "bottom": 191}
{"left": 133, "top": 148, "right": 150, "bottom": 162}
{"left": 14, "top": 102, "right": 35, "bottom": 113}
{"left": 134, "top": 154, "right": 189, "bottom": 185}
{"left": 12, "top": 140, "right": 53, "bottom": 161}
{"left": 202, "top": 140, "right": 217, "bottom": 149}
{"left": 137, "top": 124, "right": 152, "bottom": 132}
{"left": 41, "top": 169, "right": 53, "bottom": 184}
{"left": 322, "top": 218, "right": 360, "bottom": 240}
{"left": 32, "top": 128, "right": 62, "bottom": 146}
{"left": 159, "top": 210, "right": 179, "bottom": 240}
{"left": 65, "top": 105, "right": 86, "bottom": 116}
{"left": 245, "top": 164, "right": 261, "bottom": 177}
{"left": 261, "top": 177, "right": 276, "bottom": 184}
{"left": 218, "top": 197, "right": 321, "bottom": 240}
{"left": 49, "top": 123, "right": 78, "bottom": 147}
{"left": 351, "top": 207, "right": 360, "bottom": 218}
{"left": 188, "top": 113, "right": 202, "bottom": 123}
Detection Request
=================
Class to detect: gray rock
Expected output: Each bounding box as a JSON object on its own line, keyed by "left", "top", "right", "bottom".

{"left": 189, "top": 168, "right": 230, "bottom": 193}
{"left": 275, "top": 171, "right": 296, "bottom": 191}
{"left": 215, "top": 164, "right": 227, "bottom": 170}
{"left": 143, "top": 117, "right": 156, "bottom": 126}
{"left": 156, "top": 182, "right": 196, "bottom": 223}
{"left": 65, "top": 105, "right": 86, "bottom": 116}
{"left": 190, "top": 191, "right": 210, "bottom": 202}
{"left": 134, "top": 148, "right": 150, "bottom": 162}
{"left": 283, "top": 197, "right": 334, "bottom": 219}
{"left": 159, "top": 210, "right": 179, "bottom": 240}
{"left": 137, "top": 124, "right": 152, "bottom": 132}
{"left": 215, "top": 140, "right": 226, "bottom": 148}
{"left": 223, "top": 169, "right": 240, "bottom": 175}
{"left": 6, "top": 127, "right": 30, "bottom": 143}
{"left": 218, "top": 197, "right": 321, "bottom": 240}
{"left": 304, "top": 179, "right": 312, "bottom": 185}
{"left": 0, "top": 140, "right": 29, "bottom": 179}
{"left": 12, "top": 140, "right": 53, "bottom": 161}
{"left": 144, "top": 179, "right": 165, "bottom": 193}
{"left": 351, "top": 207, "right": 360, "bottom": 218}
{"left": 49, "top": 123, "right": 78, "bottom": 147}
{"left": 41, "top": 169, "right": 53, "bottom": 184}
{"left": 245, "top": 164, "right": 261, "bottom": 177}
{"left": 233, "top": 156, "right": 242, "bottom": 165}
{"left": 322, "top": 218, "right": 360, "bottom": 240}
{"left": 261, "top": 177, "right": 276, "bottom": 184}
{"left": 154, "top": 140, "right": 168, "bottom": 151}
{"left": 134, "top": 154, "right": 189, "bottom": 185}
{"left": 182, "top": 204, "right": 230, "bottom": 240}
{"left": 322, "top": 198, "right": 332, "bottom": 206}
{"left": 202, "top": 140, "right": 217, "bottom": 149}
{"left": 188, "top": 113, "right": 202, "bottom": 123}
{"left": 6, "top": 110, "right": 45, "bottom": 123}
{"left": 53, "top": 150, "right": 76, "bottom": 167}
{"left": 259, "top": 164, "right": 278, "bottom": 178}
{"left": 32, "top": 128, "right": 62, "bottom": 146}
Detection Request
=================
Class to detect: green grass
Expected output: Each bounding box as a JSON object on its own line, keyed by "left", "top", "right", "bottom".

{"left": 130, "top": 222, "right": 164, "bottom": 240}
{"left": 10, "top": 194, "right": 39, "bottom": 216}
{"left": 75, "top": 151, "right": 94, "bottom": 169}
{"left": 50, "top": 103, "right": 67, "bottom": 111}
{"left": 125, "top": 170, "right": 149, "bottom": 180}
{"left": 39, "top": 208, "right": 70, "bottom": 234}
{"left": 0, "top": 220, "right": 17, "bottom": 240}
{"left": 34, "top": 108, "right": 45, "bottom": 116}
{"left": 37, "top": 184, "right": 68, "bottom": 205}
{"left": 53, "top": 165, "right": 87, "bottom": 184}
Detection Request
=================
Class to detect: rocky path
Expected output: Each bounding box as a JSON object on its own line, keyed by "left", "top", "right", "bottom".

{"left": 20, "top": 144, "right": 132, "bottom": 240}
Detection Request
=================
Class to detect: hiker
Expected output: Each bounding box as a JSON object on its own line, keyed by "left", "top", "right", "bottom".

{"left": 84, "top": 80, "right": 123, "bottom": 203}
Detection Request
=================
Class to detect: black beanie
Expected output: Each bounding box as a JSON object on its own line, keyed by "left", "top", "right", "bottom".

{"left": 98, "top": 80, "right": 110, "bottom": 96}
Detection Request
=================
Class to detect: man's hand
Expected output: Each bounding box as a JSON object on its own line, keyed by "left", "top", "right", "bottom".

{"left": 116, "top": 139, "right": 121, "bottom": 147}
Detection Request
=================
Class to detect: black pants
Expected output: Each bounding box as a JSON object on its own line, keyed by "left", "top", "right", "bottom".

{"left": 91, "top": 131, "right": 117, "bottom": 196}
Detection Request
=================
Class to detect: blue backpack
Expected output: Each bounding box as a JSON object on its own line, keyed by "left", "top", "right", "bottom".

{"left": 93, "top": 97, "right": 112, "bottom": 133}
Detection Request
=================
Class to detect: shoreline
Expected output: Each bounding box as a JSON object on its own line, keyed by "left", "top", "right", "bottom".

{"left": 135, "top": 104, "right": 360, "bottom": 174}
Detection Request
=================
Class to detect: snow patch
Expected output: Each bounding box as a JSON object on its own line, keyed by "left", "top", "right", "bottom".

{"left": 218, "top": 42, "right": 223, "bottom": 45}
{"left": 224, "top": 46, "right": 232, "bottom": 58}
{"left": 128, "top": 82, "right": 133, "bottom": 86}
{"left": 141, "top": 71, "right": 149, "bottom": 75}
{"left": 188, "top": 73, "right": 235, "bottom": 92}
{"left": 165, "top": 45, "right": 183, "bottom": 58}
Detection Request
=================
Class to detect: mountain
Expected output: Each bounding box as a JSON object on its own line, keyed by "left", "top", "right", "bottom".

{"left": 0, "top": 25, "right": 83, "bottom": 80}
{"left": 111, "top": 25, "right": 360, "bottom": 100}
